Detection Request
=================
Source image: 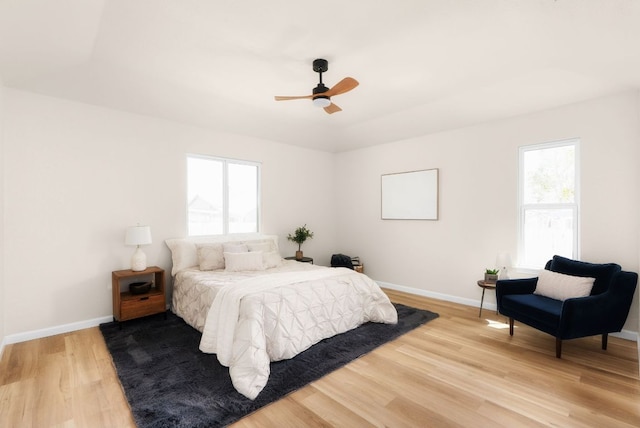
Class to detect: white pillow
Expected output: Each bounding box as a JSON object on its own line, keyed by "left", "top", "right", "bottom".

{"left": 263, "top": 251, "right": 283, "bottom": 269}
{"left": 165, "top": 238, "right": 199, "bottom": 276}
{"left": 224, "top": 251, "right": 265, "bottom": 272}
{"left": 247, "top": 242, "right": 270, "bottom": 253}
{"left": 166, "top": 234, "right": 279, "bottom": 275}
{"left": 223, "top": 242, "right": 249, "bottom": 253}
{"left": 196, "top": 243, "right": 225, "bottom": 271}
{"left": 534, "top": 269, "right": 595, "bottom": 301}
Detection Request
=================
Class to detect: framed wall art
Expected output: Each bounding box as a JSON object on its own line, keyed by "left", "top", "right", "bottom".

{"left": 381, "top": 168, "right": 439, "bottom": 220}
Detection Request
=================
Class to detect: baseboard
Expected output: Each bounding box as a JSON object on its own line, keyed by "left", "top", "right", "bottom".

{"left": 614, "top": 328, "right": 638, "bottom": 342}
{"left": 377, "top": 280, "right": 638, "bottom": 342}
{"left": 4, "top": 315, "right": 114, "bottom": 346}
{"left": 5, "top": 304, "right": 171, "bottom": 346}
{"left": 0, "top": 336, "right": 6, "bottom": 360}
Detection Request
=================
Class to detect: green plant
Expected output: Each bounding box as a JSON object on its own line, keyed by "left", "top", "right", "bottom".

{"left": 485, "top": 268, "right": 500, "bottom": 275}
{"left": 287, "top": 224, "right": 314, "bottom": 251}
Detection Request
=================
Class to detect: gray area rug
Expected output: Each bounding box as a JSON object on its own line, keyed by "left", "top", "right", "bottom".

{"left": 100, "top": 303, "right": 439, "bottom": 428}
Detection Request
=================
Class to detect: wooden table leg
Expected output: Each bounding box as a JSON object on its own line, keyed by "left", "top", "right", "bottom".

{"left": 479, "top": 288, "right": 486, "bottom": 317}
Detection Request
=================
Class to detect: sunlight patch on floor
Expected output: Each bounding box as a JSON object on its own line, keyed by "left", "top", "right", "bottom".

{"left": 486, "top": 319, "right": 511, "bottom": 329}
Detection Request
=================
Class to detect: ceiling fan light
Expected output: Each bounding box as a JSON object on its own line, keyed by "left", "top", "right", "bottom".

{"left": 312, "top": 96, "right": 331, "bottom": 108}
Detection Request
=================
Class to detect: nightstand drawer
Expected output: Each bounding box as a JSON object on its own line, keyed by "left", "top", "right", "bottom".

{"left": 120, "top": 293, "right": 165, "bottom": 321}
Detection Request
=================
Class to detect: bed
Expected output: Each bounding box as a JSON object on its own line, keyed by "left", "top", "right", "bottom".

{"left": 166, "top": 234, "right": 398, "bottom": 399}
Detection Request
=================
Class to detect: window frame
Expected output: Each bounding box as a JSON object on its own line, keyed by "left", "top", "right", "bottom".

{"left": 517, "top": 138, "right": 580, "bottom": 269}
{"left": 186, "top": 153, "right": 261, "bottom": 236}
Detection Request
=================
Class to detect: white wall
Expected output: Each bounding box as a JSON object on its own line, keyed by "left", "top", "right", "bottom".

{"left": 335, "top": 91, "right": 640, "bottom": 332}
{"left": 3, "top": 88, "right": 640, "bottom": 339}
{"left": 2, "top": 89, "right": 336, "bottom": 336}
{"left": 0, "top": 81, "right": 5, "bottom": 353}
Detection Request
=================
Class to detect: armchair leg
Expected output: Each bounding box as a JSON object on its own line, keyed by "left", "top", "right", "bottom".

{"left": 556, "top": 338, "right": 562, "bottom": 358}
{"left": 509, "top": 318, "right": 514, "bottom": 336}
{"left": 602, "top": 333, "right": 608, "bottom": 350}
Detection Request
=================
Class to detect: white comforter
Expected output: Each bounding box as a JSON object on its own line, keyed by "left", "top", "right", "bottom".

{"left": 198, "top": 266, "right": 397, "bottom": 399}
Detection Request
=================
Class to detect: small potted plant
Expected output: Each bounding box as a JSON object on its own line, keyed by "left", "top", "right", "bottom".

{"left": 484, "top": 268, "right": 500, "bottom": 283}
{"left": 287, "top": 224, "right": 314, "bottom": 260}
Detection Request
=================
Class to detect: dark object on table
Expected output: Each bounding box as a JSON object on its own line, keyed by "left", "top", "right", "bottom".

{"left": 129, "top": 281, "right": 152, "bottom": 295}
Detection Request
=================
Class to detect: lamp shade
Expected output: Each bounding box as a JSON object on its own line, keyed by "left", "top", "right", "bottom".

{"left": 125, "top": 225, "right": 152, "bottom": 246}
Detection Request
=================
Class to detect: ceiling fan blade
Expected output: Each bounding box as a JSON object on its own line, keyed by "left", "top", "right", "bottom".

{"left": 324, "top": 77, "right": 359, "bottom": 97}
{"left": 274, "top": 94, "right": 313, "bottom": 101}
{"left": 324, "top": 103, "right": 342, "bottom": 114}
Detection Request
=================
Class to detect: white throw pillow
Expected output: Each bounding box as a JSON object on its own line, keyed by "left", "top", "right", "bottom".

{"left": 247, "top": 242, "right": 271, "bottom": 253}
{"left": 224, "top": 251, "right": 265, "bottom": 272}
{"left": 223, "top": 242, "right": 249, "bottom": 253}
{"left": 263, "top": 251, "right": 283, "bottom": 269}
{"left": 196, "top": 243, "right": 225, "bottom": 271}
{"left": 534, "top": 269, "right": 595, "bottom": 301}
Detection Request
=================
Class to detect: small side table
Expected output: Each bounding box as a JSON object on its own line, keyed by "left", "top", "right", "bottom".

{"left": 477, "top": 280, "right": 497, "bottom": 318}
{"left": 112, "top": 266, "right": 166, "bottom": 322}
{"left": 285, "top": 256, "right": 314, "bottom": 264}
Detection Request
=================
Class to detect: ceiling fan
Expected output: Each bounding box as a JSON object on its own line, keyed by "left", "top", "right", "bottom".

{"left": 274, "top": 59, "right": 359, "bottom": 114}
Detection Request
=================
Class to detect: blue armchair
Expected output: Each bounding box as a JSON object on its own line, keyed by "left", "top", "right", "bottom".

{"left": 496, "top": 255, "right": 637, "bottom": 358}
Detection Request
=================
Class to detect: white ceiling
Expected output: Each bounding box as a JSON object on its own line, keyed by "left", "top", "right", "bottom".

{"left": 1, "top": 0, "right": 639, "bottom": 152}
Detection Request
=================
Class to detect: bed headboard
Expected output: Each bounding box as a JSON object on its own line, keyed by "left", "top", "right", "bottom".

{"left": 165, "top": 234, "right": 279, "bottom": 276}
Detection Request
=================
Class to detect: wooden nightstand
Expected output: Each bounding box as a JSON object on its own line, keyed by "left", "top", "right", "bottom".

{"left": 112, "top": 266, "right": 166, "bottom": 322}
{"left": 285, "top": 256, "right": 314, "bottom": 264}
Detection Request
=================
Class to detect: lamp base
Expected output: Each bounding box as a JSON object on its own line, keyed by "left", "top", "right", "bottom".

{"left": 131, "top": 247, "right": 147, "bottom": 271}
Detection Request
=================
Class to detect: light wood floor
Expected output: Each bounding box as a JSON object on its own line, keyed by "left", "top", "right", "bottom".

{"left": 1, "top": 289, "right": 639, "bottom": 427}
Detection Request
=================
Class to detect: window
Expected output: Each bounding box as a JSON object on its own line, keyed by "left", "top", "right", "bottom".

{"left": 187, "top": 154, "right": 260, "bottom": 236}
{"left": 518, "top": 139, "right": 579, "bottom": 269}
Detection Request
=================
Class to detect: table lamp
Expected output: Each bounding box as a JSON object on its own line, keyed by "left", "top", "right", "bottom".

{"left": 125, "top": 225, "right": 152, "bottom": 271}
{"left": 496, "top": 251, "right": 512, "bottom": 279}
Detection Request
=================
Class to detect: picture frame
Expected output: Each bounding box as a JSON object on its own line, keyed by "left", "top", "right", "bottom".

{"left": 381, "top": 168, "right": 439, "bottom": 220}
